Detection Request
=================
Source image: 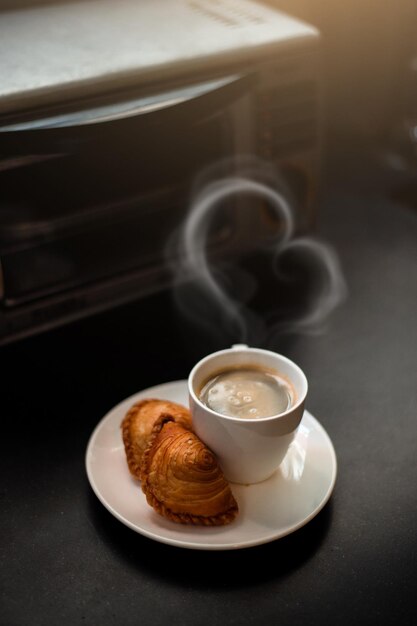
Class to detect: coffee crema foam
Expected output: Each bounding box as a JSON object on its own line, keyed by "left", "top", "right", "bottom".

{"left": 199, "top": 366, "right": 295, "bottom": 419}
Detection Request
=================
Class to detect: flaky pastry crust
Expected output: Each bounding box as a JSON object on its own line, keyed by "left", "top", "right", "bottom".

{"left": 121, "top": 399, "right": 192, "bottom": 480}
{"left": 140, "top": 417, "right": 238, "bottom": 526}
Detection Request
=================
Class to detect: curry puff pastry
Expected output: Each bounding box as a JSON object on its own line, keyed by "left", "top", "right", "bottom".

{"left": 140, "top": 417, "right": 238, "bottom": 526}
{"left": 121, "top": 399, "right": 192, "bottom": 480}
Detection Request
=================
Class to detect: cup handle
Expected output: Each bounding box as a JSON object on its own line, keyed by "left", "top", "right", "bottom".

{"left": 231, "top": 344, "right": 249, "bottom": 350}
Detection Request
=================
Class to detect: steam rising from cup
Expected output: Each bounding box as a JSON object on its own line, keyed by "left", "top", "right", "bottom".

{"left": 169, "top": 156, "right": 347, "bottom": 347}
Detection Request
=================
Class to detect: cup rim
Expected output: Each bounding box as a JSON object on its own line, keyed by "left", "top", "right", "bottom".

{"left": 188, "top": 346, "right": 308, "bottom": 423}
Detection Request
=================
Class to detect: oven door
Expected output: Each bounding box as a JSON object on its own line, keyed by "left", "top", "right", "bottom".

{"left": 0, "top": 73, "right": 255, "bottom": 343}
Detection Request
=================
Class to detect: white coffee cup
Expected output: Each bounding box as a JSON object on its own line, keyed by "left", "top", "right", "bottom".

{"left": 188, "top": 345, "right": 308, "bottom": 484}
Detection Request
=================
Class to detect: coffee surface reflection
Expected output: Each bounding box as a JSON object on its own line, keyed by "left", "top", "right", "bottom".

{"left": 199, "top": 366, "right": 295, "bottom": 419}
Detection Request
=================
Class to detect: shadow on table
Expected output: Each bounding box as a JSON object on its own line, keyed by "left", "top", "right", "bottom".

{"left": 87, "top": 487, "right": 333, "bottom": 590}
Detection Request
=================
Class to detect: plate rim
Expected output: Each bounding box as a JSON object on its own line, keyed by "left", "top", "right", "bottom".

{"left": 86, "top": 380, "right": 337, "bottom": 550}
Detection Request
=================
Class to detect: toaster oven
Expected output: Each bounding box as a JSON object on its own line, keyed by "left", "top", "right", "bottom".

{"left": 0, "top": 0, "right": 321, "bottom": 344}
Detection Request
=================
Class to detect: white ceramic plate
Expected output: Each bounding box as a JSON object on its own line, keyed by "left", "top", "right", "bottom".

{"left": 86, "top": 380, "right": 337, "bottom": 550}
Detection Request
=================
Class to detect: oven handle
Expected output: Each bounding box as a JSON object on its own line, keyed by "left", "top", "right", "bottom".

{"left": 0, "top": 72, "right": 257, "bottom": 158}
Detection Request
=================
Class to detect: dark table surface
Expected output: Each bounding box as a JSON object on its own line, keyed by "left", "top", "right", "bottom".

{"left": 1, "top": 135, "right": 417, "bottom": 625}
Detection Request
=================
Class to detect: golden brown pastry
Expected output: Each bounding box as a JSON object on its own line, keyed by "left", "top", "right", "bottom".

{"left": 140, "top": 417, "right": 238, "bottom": 526}
{"left": 121, "top": 399, "right": 192, "bottom": 480}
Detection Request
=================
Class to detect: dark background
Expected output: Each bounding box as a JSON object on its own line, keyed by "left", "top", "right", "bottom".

{"left": 1, "top": 1, "right": 417, "bottom": 625}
